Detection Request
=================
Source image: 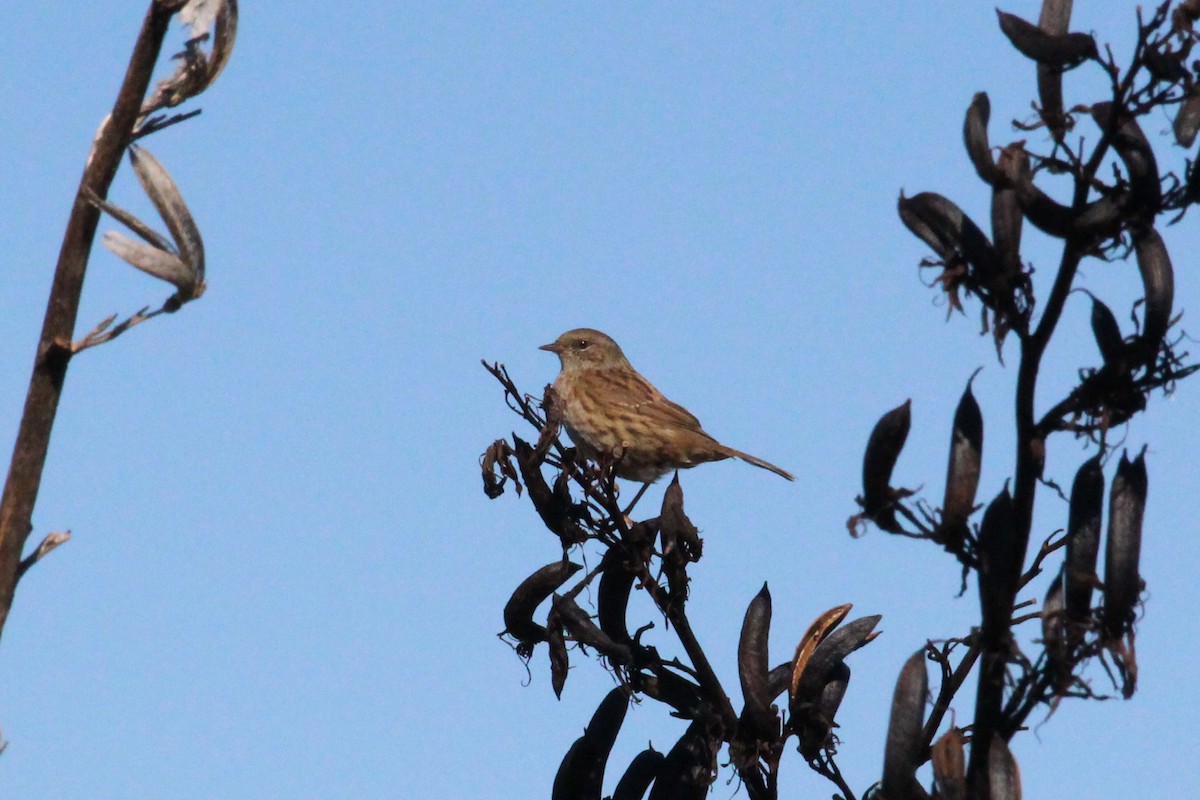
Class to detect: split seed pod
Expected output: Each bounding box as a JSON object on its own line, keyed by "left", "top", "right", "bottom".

{"left": 93, "top": 146, "right": 206, "bottom": 303}
{"left": 790, "top": 615, "right": 881, "bottom": 711}
{"left": 931, "top": 727, "right": 967, "bottom": 800}
{"left": 881, "top": 650, "right": 929, "bottom": 800}
{"left": 146, "top": 0, "right": 239, "bottom": 110}
{"left": 788, "top": 605, "right": 851, "bottom": 698}
{"left": 988, "top": 737, "right": 1023, "bottom": 800}
{"left": 1064, "top": 454, "right": 1104, "bottom": 625}
{"left": 552, "top": 687, "right": 629, "bottom": 800}
{"left": 1102, "top": 450, "right": 1148, "bottom": 641}
{"left": 941, "top": 374, "right": 983, "bottom": 534}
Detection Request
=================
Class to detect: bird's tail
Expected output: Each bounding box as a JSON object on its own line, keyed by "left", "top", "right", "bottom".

{"left": 723, "top": 447, "right": 795, "bottom": 481}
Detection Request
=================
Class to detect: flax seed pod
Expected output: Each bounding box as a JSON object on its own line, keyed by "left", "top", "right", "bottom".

{"left": 964, "top": 92, "right": 998, "bottom": 184}
{"left": 738, "top": 584, "right": 774, "bottom": 737}
{"left": 612, "top": 747, "right": 665, "bottom": 800}
{"left": 1102, "top": 450, "right": 1148, "bottom": 641}
{"left": 1064, "top": 454, "right": 1104, "bottom": 625}
{"left": 1132, "top": 226, "right": 1175, "bottom": 365}
{"left": 860, "top": 400, "right": 912, "bottom": 531}
{"left": 882, "top": 650, "right": 929, "bottom": 800}
{"left": 942, "top": 375, "right": 983, "bottom": 537}
{"left": 997, "top": 10, "right": 1097, "bottom": 67}
{"left": 503, "top": 560, "right": 582, "bottom": 646}
{"left": 552, "top": 687, "right": 629, "bottom": 800}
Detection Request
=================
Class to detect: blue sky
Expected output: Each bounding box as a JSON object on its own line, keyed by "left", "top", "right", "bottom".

{"left": 1, "top": 3, "right": 1196, "bottom": 797}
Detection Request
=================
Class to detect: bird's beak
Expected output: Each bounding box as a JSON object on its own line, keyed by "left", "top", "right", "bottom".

{"left": 539, "top": 343, "right": 561, "bottom": 354}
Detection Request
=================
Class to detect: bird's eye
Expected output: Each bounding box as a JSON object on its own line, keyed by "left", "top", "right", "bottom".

{"left": 577, "top": 339, "right": 590, "bottom": 350}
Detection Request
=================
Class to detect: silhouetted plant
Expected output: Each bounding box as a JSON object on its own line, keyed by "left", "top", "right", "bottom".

{"left": 483, "top": 2, "right": 1199, "bottom": 798}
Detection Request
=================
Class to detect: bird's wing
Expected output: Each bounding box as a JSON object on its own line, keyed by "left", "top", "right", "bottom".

{"left": 596, "top": 367, "right": 706, "bottom": 432}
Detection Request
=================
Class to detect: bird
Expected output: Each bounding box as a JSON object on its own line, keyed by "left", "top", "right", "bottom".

{"left": 539, "top": 328, "right": 794, "bottom": 483}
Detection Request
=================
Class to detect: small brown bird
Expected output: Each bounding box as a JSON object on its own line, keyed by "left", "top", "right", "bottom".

{"left": 540, "top": 328, "right": 795, "bottom": 483}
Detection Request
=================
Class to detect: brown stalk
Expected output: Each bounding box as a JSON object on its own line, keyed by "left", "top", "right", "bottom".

{"left": 0, "top": 2, "right": 179, "bottom": 637}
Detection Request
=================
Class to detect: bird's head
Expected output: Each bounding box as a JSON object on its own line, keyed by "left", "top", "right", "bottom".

{"left": 539, "top": 328, "right": 628, "bottom": 371}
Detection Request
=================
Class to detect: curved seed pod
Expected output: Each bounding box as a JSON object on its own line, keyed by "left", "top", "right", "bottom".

{"left": 791, "top": 615, "right": 882, "bottom": 710}
{"left": 1132, "top": 226, "right": 1175, "bottom": 365}
{"left": 639, "top": 666, "right": 705, "bottom": 720}
{"left": 789, "top": 604, "right": 853, "bottom": 698}
{"left": 797, "top": 662, "right": 850, "bottom": 760}
{"left": 991, "top": 185, "right": 1024, "bottom": 278}
{"left": 931, "top": 727, "right": 967, "bottom": 800}
{"left": 997, "top": 10, "right": 1097, "bottom": 68}
{"left": 738, "top": 583, "right": 774, "bottom": 734}
{"left": 552, "top": 739, "right": 594, "bottom": 800}
{"left": 1092, "top": 102, "right": 1161, "bottom": 214}
{"left": 597, "top": 549, "right": 635, "bottom": 646}
{"left": 1035, "top": 0, "right": 1074, "bottom": 141}
{"left": 897, "top": 192, "right": 1000, "bottom": 280}
{"left": 1144, "top": 42, "right": 1190, "bottom": 83}
{"left": 1089, "top": 294, "right": 1126, "bottom": 368}
{"left": 861, "top": 399, "right": 912, "bottom": 528}
{"left": 1064, "top": 455, "right": 1104, "bottom": 626}
{"left": 613, "top": 747, "right": 665, "bottom": 800}
{"left": 553, "top": 594, "right": 634, "bottom": 666}
{"left": 977, "top": 488, "right": 1021, "bottom": 643}
{"left": 1102, "top": 450, "right": 1148, "bottom": 641}
{"left": 551, "top": 687, "right": 629, "bottom": 800}
{"left": 1174, "top": 89, "right": 1200, "bottom": 148}
{"left": 942, "top": 374, "right": 984, "bottom": 529}
{"left": 660, "top": 473, "right": 701, "bottom": 565}
{"left": 998, "top": 146, "right": 1122, "bottom": 238}
{"left": 512, "top": 438, "right": 587, "bottom": 545}
{"left": 964, "top": 92, "right": 998, "bottom": 184}
{"left": 503, "top": 560, "right": 583, "bottom": 645}
{"left": 988, "top": 736, "right": 1022, "bottom": 800}
{"left": 882, "top": 650, "right": 929, "bottom": 800}
{"left": 206, "top": 0, "right": 239, "bottom": 87}
{"left": 647, "top": 720, "right": 715, "bottom": 800}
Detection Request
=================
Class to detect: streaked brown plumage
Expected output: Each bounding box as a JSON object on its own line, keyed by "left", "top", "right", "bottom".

{"left": 540, "top": 328, "right": 795, "bottom": 483}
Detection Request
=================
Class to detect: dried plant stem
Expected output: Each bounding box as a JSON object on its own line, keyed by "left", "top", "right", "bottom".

{"left": 0, "top": 2, "right": 177, "bottom": 638}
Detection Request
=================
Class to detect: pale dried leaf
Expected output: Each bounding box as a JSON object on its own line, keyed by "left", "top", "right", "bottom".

{"left": 102, "top": 231, "right": 194, "bottom": 291}
{"left": 129, "top": 146, "right": 205, "bottom": 285}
